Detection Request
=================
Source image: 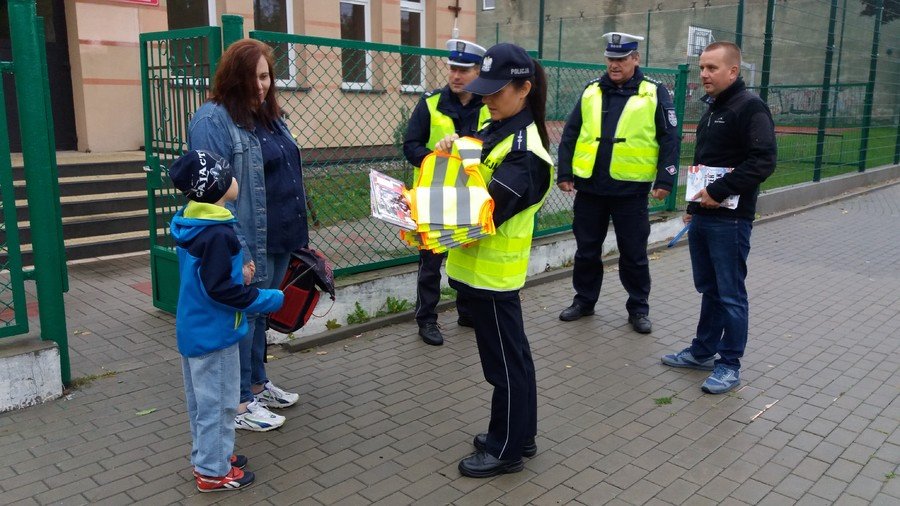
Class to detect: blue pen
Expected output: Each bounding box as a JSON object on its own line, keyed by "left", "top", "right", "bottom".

{"left": 667, "top": 222, "right": 691, "bottom": 248}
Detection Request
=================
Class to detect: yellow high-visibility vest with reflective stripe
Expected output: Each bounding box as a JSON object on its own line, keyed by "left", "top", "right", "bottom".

{"left": 447, "top": 123, "right": 554, "bottom": 291}
{"left": 416, "top": 93, "right": 491, "bottom": 184}
{"left": 571, "top": 79, "right": 659, "bottom": 182}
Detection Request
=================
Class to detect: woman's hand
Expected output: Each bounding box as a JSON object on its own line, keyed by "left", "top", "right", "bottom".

{"left": 243, "top": 260, "right": 256, "bottom": 285}
{"left": 434, "top": 134, "right": 459, "bottom": 153}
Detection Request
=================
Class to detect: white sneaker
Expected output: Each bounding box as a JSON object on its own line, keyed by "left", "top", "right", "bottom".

{"left": 254, "top": 381, "right": 299, "bottom": 409}
{"left": 234, "top": 400, "right": 285, "bottom": 432}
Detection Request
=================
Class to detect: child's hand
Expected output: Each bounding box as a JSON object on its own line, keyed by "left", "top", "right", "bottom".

{"left": 243, "top": 260, "right": 256, "bottom": 285}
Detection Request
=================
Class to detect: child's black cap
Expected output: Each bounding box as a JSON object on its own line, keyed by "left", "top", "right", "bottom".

{"left": 169, "top": 150, "right": 234, "bottom": 203}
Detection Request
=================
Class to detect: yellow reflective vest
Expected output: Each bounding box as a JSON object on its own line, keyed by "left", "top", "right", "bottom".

{"left": 571, "top": 79, "right": 659, "bottom": 182}
{"left": 447, "top": 123, "right": 554, "bottom": 291}
{"left": 416, "top": 92, "right": 491, "bottom": 184}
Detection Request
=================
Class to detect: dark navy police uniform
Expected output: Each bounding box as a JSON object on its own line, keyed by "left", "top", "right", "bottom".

{"left": 450, "top": 108, "right": 548, "bottom": 462}
{"left": 557, "top": 68, "right": 679, "bottom": 319}
{"left": 403, "top": 85, "right": 484, "bottom": 329}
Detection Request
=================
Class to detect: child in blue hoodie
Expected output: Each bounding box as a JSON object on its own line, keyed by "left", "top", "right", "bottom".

{"left": 169, "top": 150, "right": 284, "bottom": 492}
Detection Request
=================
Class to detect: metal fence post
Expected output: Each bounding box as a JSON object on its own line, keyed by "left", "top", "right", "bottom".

{"left": 759, "top": 0, "right": 776, "bottom": 103}
{"left": 557, "top": 17, "right": 563, "bottom": 61}
{"left": 831, "top": 0, "right": 849, "bottom": 127}
{"left": 814, "top": 0, "right": 839, "bottom": 182}
{"left": 668, "top": 63, "right": 690, "bottom": 211}
{"left": 8, "top": 0, "right": 70, "bottom": 384}
{"left": 894, "top": 111, "right": 899, "bottom": 164}
{"left": 858, "top": 0, "right": 883, "bottom": 172}
{"left": 223, "top": 14, "right": 244, "bottom": 49}
{"left": 735, "top": 0, "right": 745, "bottom": 48}
{"left": 645, "top": 10, "right": 651, "bottom": 66}
{"left": 537, "top": 0, "right": 545, "bottom": 59}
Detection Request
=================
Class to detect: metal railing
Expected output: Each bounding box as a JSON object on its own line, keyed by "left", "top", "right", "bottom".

{"left": 0, "top": 0, "right": 70, "bottom": 384}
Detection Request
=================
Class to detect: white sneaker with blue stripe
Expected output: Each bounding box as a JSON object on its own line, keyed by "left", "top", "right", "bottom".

{"left": 234, "top": 400, "right": 285, "bottom": 432}
{"left": 254, "top": 381, "right": 299, "bottom": 409}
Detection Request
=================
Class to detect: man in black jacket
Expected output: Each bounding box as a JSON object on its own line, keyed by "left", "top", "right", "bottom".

{"left": 661, "top": 42, "right": 776, "bottom": 394}
{"left": 557, "top": 32, "right": 679, "bottom": 334}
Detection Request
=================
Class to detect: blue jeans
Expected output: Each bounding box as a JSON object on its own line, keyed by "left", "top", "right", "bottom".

{"left": 240, "top": 252, "right": 290, "bottom": 404}
{"left": 688, "top": 214, "right": 752, "bottom": 370}
{"left": 182, "top": 343, "right": 239, "bottom": 477}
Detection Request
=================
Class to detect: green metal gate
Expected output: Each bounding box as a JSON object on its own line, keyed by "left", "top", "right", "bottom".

{"left": 140, "top": 26, "right": 222, "bottom": 313}
{"left": 140, "top": 16, "right": 687, "bottom": 313}
{"left": 0, "top": 0, "right": 71, "bottom": 384}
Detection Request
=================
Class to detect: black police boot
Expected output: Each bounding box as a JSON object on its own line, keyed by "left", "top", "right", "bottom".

{"left": 457, "top": 315, "right": 474, "bottom": 328}
{"left": 458, "top": 450, "right": 524, "bottom": 478}
{"left": 628, "top": 314, "right": 652, "bottom": 334}
{"left": 418, "top": 322, "right": 443, "bottom": 345}
{"left": 559, "top": 303, "right": 595, "bottom": 322}
{"left": 473, "top": 433, "right": 537, "bottom": 458}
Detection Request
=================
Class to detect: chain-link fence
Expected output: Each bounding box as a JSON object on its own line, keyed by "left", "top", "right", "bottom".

{"left": 249, "top": 31, "right": 685, "bottom": 275}
{"left": 481, "top": 0, "right": 900, "bottom": 196}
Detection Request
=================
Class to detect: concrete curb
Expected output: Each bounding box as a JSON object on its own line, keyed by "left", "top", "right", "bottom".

{"left": 283, "top": 171, "right": 899, "bottom": 352}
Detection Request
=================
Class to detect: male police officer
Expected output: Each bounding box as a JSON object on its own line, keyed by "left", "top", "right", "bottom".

{"left": 403, "top": 39, "right": 490, "bottom": 346}
{"left": 557, "top": 32, "right": 679, "bottom": 334}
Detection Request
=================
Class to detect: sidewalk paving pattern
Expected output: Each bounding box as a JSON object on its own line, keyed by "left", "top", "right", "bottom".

{"left": 1, "top": 185, "right": 898, "bottom": 505}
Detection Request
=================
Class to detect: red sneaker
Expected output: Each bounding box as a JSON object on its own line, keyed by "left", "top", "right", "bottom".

{"left": 192, "top": 455, "right": 247, "bottom": 478}
{"left": 195, "top": 466, "right": 255, "bottom": 492}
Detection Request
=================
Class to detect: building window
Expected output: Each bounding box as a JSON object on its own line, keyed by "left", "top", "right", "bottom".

{"left": 340, "top": 0, "right": 372, "bottom": 90}
{"left": 254, "top": 0, "right": 297, "bottom": 86}
{"left": 483, "top": 0, "right": 496, "bottom": 10}
{"left": 400, "top": 1, "right": 425, "bottom": 92}
{"left": 166, "top": 0, "right": 216, "bottom": 29}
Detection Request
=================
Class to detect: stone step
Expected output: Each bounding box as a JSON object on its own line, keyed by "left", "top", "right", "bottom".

{"left": 12, "top": 172, "right": 146, "bottom": 200}
{"left": 8, "top": 209, "right": 150, "bottom": 244}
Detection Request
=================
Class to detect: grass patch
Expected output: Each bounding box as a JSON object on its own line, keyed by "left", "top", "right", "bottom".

{"left": 375, "top": 296, "right": 413, "bottom": 317}
{"left": 440, "top": 286, "right": 457, "bottom": 300}
{"left": 345, "top": 302, "right": 372, "bottom": 325}
{"left": 653, "top": 395, "right": 673, "bottom": 406}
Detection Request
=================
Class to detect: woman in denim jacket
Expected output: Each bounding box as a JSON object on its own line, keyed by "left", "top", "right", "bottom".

{"left": 188, "top": 39, "right": 308, "bottom": 432}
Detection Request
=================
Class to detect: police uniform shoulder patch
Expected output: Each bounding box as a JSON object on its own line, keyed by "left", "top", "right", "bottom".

{"left": 511, "top": 129, "right": 528, "bottom": 151}
{"left": 666, "top": 108, "right": 678, "bottom": 127}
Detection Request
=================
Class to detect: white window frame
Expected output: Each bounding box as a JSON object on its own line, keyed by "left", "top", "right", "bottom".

{"left": 483, "top": 0, "right": 496, "bottom": 11}
{"left": 400, "top": 0, "right": 426, "bottom": 93}
{"left": 340, "top": 0, "right": 373, "bottom": 91}
{"left": 168, "top": 0, "right": 219, "bottom": 87}
{"left": 207, "top": 0, "right": 216, "bottom": 25}
{"left": 253, "top": 0, "right": 298, "bottom": 88}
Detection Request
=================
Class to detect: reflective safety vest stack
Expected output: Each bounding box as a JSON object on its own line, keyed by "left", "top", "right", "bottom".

{"left": 400, "top": 136, "right": 496, "bottom": 253}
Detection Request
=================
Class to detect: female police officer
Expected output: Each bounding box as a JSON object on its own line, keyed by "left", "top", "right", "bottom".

{"left": 435, "top": 43, "right": 553, "bottom": 478}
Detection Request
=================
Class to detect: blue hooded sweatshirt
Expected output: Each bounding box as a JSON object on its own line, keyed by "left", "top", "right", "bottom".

{"left": 170, "top": 201, "right": 284, "bottom": 357}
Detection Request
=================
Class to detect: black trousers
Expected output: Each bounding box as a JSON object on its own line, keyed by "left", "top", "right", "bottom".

{"left": 414, "top": 250, "right": 444, "bottom": 325}
{"left": 415, "top": 249, "right": 470, "bottom": 325}
{"left": 451, "top": 279, "right": 537, "bottom": 460}
{"left": 571, "top": 192, "right": 651, "bottom": 316}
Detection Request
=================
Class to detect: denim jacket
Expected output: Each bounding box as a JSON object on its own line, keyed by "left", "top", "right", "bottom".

{"left": 188, "top": 101, "right": 301, "bottom": 283}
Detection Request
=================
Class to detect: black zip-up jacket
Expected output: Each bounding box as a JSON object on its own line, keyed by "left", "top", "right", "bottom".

{"left": 403, "top": 85, "right": 485, "bottom": 168}
{"left": 557, "top": 68, "right": 679, "bottom": 196}
{"left": 688, "top": 78, "right": 777, "bottom": 220}
{"left": 477, "top": 108, "right": 551, "bottom": 228}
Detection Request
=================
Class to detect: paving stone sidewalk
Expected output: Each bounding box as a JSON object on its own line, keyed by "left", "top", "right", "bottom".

{"left": 1, "top": 185, "right": 898, "bottom": 505}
